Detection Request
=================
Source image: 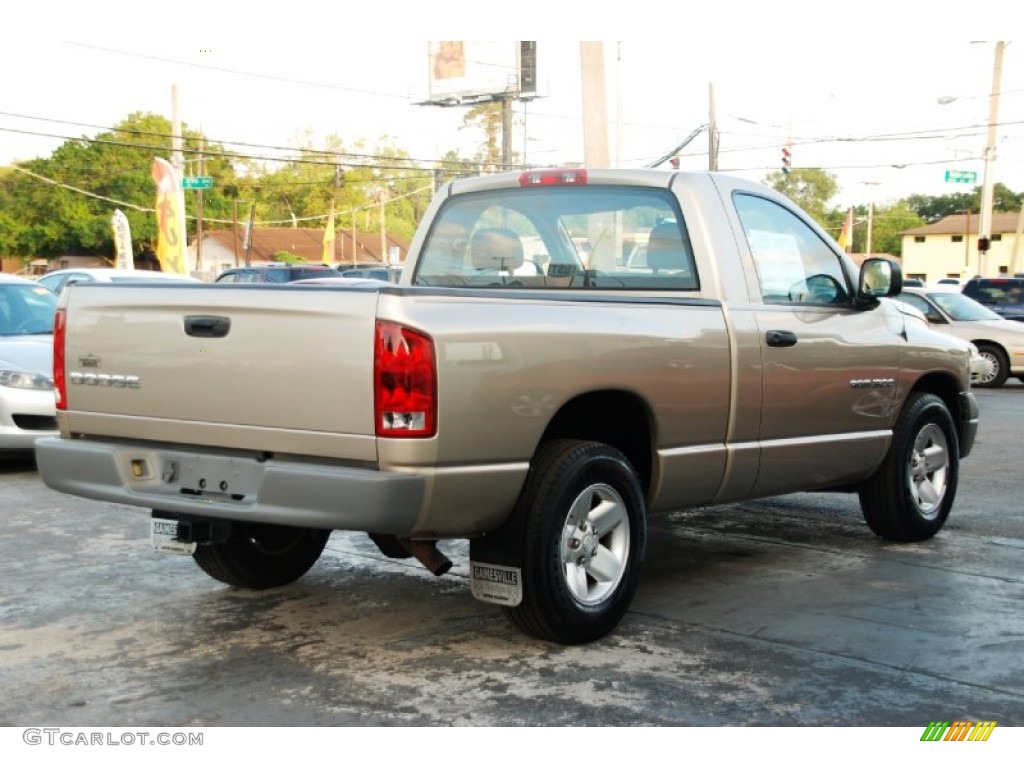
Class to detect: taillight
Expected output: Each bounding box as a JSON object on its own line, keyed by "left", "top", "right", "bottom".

{"left": 53, "top": 307, "right": 67, "bottom": 411}
{"left": 374, "top": 321, "right": 436, "bottom": 438}
{"left": 519, "top": 168, "right": 588, "bottom": 186}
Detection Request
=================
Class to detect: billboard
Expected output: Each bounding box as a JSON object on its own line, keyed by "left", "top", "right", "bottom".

{"left": 424, "top": 41, "right": 537, "bottom": 104}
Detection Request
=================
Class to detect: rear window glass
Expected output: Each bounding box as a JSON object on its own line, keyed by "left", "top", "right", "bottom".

{"left": 413, "top": 186, "right": 697, "bottom": 291}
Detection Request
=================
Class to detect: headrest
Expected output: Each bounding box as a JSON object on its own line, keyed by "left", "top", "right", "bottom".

{"left": 469, "top": 228, "right": 524, "bottom": 271}
{"left": 646, "top": 221, "right": 689, "bottom": 272}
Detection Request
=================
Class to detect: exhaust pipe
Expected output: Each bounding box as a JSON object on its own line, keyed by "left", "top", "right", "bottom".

{"left": 368, "top": 533, "right": 453, "bottom": 576}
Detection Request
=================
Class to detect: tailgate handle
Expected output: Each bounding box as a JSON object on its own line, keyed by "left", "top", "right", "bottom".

{"left": 184, "top": 315, "right": 231, "bottom": 338}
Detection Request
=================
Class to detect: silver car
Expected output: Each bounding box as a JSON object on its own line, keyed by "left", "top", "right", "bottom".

{"left": 0, "top": 275, "right": 59, "bottom": 452}
{"left": 894, "top": 286, "right": 1024, "bottom": 388}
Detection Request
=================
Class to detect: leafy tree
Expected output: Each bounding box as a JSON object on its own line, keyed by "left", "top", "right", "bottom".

{"left": 0, "top": 112, "right": 240, "bottom": 260}
{"left": 459, "top": 101, "right": 520, "bottom": 172}
{"left": 905, "top": 183, "right": 1021, "bottom": 222}
{"left": 764, "top": 167, "right": 839, "bottom": 226}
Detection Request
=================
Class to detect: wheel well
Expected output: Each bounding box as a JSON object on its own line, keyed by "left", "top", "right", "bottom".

{"left": 538, "top": 390, "right": 653, "bottom": 494}
{"left": 906, "top": 372, "right": 964, "bottom": 443}
{"left": 972, "top": 339, "right": 1005, "bottom": 355}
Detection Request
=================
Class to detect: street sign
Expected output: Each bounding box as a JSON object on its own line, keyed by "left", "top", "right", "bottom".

{"left": 182, "top": 176, "right": 214, "bottom": 189}
{"left": 944, "top": 170, "right": 977, "bottom": 184}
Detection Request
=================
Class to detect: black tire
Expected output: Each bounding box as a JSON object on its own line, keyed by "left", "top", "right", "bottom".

{"left": 504, "top": 440, "right": 647, "bottom": 644}
{"left": 975, "top": 343, "right": 1009, "bottom": 388}
{"left": 858, "top": 392, "right": 959, "bottom": 542}
{"left": 192, "top": 523, "right": 330, "bottom": 589}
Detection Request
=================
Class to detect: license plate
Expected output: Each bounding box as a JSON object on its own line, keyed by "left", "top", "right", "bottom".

{"left": 151, "top": 518, "right": 197, "bottom": 555}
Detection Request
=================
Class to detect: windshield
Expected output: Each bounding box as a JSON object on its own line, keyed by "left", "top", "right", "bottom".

{"left": 0, "top": 284, "right": 59, "bottom": 336}
{"left": 928, "top": 291, "right": 1004, "bottom": 321}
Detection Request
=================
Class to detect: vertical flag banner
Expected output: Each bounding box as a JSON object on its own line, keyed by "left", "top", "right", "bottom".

{"left": 322, "top": 214, "right": 335, "bottom": 264}
{"left": 151, "top": 157, "right": 189, "bottom": 275}
{"left": 837, "top": 208, "right": 854, "bottom": 253}
{"left": 111, "top": 209, "right": 134, "bottom": 271}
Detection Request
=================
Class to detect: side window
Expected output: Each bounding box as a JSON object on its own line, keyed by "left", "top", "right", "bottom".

{"left": 895, "top": 292, "right": 942, "bottom": 322}
{"left": 735, "top": 193, "right": 850, "bottom": 305}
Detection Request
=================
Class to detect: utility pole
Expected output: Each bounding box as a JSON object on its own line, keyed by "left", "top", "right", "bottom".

{"left": 708, "top": 82, "right": 719, "bottom": 171}
{"left": 978, "top": 41, "right": 1006, "bottom": 277}
{"left": 170, "top": 84, "right": 184, "bottom": 175}
{"left": 195, "top": 138, "right": 204, "bottom": 273}
{"left": 579, "top": 42, "right": 610, "bottom": 168}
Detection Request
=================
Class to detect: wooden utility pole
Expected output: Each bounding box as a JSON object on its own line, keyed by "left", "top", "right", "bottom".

{"left": 195, "top": 138, "right": 204, "bottom": 272}
{"left": 708, "top": 83, "right": 719, "bottom": 171}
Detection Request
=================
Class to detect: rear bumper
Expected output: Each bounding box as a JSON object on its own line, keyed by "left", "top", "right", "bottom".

{"left": 34, "top": 437, "right": 424, "bottom": 535}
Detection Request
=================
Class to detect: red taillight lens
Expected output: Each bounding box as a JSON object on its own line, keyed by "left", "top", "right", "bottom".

{"left": 374, "top": 321, "right": 436, "bottom": 438}
{"left": 54, "top": 308, "right": 67, "bottom": 411}
{"left": 518, "top": 168, "right": 588, "bottom": 187}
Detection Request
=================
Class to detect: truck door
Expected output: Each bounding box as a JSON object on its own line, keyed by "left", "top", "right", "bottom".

{"left": 733, "top": 192, "right": 902, "bottom": 497}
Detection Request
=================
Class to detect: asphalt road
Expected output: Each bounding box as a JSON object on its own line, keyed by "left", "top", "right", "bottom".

{"left": 1, "top": 384, "right": 1022, "bottom": 729}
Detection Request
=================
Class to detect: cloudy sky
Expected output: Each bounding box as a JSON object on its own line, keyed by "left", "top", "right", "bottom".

{"left": 3, "top": 4, "right": 1021, "bottom": 210}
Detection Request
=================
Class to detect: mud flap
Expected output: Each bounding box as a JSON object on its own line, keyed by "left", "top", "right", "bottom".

{"left": 469, "top": 509, "right": 526, "bottom": 607}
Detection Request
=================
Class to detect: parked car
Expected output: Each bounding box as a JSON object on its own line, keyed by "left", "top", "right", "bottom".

{"left": 0, "top": 275, "right": 59, "bottom": 452}
{"left": 37, "top": 268, "right": 201, "bottom": 296}
{"left": 961, "top": 277, "right": 1024, "bottom": 322}
{"left": 893, "top": 286, "right": 1024, "bottom": 387}
{"left": 339, "top": 266, "right": 403, "bottom": 283}
{"left": 214, "top": 264, "right": 343, "bottom": 283}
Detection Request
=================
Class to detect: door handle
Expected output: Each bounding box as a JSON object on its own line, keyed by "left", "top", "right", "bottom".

{"left": 766, "top": 330, "right": 798, "bottom": 347}
{"left": 184, "top": 315, "right": 231, "bottom": 338}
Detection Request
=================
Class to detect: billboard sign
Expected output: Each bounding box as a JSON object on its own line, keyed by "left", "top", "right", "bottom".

{"left": 425, "top": 41, "right": 536, "bottom": 103}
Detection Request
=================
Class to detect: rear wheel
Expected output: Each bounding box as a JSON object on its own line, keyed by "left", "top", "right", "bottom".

{"left": 193, "top": 523, "right": 330, "bottom": 589}
{"left": 859, "top": 392, "right": 959, "bottom": 541}
{"left": 974, "top": 343, "right": 1008, "bottom": 388}
{"left": 504, "top": 440, "right": 647, "bottom": 644}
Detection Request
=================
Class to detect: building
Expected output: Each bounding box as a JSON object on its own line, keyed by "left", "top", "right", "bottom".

{"left": 900, "top": 212, "right": 1024, "bottom": 284}
{"left": 187, "top": 227, "right": 410, "bottom": 281}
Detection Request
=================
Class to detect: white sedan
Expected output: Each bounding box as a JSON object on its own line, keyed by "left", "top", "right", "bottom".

{"left": 36, "top": 267, "right": 201, "bottom": 296}
{"left": 0, "top": 274, "right": 59, "bottom": 453}
{"left": 894, "top": 287, "right": 1024, "bottom": 388}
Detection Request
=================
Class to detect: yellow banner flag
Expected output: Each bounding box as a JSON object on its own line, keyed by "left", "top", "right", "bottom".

{"left": 151, "top": 157, "right": 189, "bottom": 275}
{"left": 837, "top": 208, "right": 854, "bottom": 253}
{"left": 322, "top": 214, "right": 335, "bottom": 264}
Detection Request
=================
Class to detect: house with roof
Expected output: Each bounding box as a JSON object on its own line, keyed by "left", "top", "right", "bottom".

{"left": 900, "top": 212, "right": 1024, "bottom": 284}
{"left": 187, "top": 227, "right": 410, "bottom": 281}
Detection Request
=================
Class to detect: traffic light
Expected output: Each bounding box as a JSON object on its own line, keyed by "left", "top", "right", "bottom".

{"left": 781, "top": 146, "right": 791, "bottom": 175}
{"left": 978, "top": 236, "right": 990, "bottom": 252}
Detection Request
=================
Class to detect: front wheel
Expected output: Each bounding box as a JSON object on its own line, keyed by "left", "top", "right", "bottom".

{"left": 504, "top": 440, "right": 647, "bottom": 644}
{"left": 975, "top": 343, "right": 1009, "bottom": 388}
{"left": 858, "top": 392, "right": 959, "bottom": 541}
{"left": 193, "top": 523, "right": 330, "bottom": 589}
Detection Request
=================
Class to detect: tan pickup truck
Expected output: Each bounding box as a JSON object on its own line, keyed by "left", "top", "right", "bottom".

{"left": 36, "top": 169, "right": 979, "bottom": 644}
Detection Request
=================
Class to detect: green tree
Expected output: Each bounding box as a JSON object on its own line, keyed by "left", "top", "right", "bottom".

{"left": 0, "top": 112, "right": 240, "bottom": 260}
{"left": 905, "top": 183, "right": 1021, "bottom": 223}
{"left": 764, "top": 167, "right": 839, "bottom": 226}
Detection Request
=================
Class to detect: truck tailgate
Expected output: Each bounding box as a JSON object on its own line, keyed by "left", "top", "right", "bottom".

{"left": 60, "top": 284, "right": 380, "bottom": 460}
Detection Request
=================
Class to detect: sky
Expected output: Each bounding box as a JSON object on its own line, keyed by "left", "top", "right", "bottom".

{"left": 2, "top": 4, "right": 1022, "bottom": 212}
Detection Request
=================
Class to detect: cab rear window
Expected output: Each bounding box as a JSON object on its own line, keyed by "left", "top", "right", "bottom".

{"left": 413, "top": 187, "right": 698, "bottom": 291}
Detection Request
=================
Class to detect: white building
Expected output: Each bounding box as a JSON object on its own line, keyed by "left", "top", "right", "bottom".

{"left": 900, "top": 212, "right": 1024, "bottom": 284}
